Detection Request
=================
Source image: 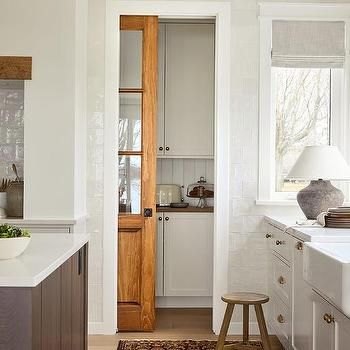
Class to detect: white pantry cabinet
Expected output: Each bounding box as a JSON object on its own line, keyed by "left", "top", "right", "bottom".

{"left": 156, "top": 213, "right": 164, "bottom": 296}
{"left": 157, "top": 23, "right": 215, "bottom": 158}
{"left": 156, "top": 212, "right": 213, "bottom": 297}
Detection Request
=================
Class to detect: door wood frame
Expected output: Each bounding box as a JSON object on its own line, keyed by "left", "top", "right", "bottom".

{"left": 103, "top": 0, "right": 231, "bottom": 335}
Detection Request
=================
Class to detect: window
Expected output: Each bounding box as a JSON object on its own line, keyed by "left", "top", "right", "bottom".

{"left": 273, "top": 67, "right": 331, "bottom": 193}
{"left": 258, "top": 12, "right": 348, "bottom": 203}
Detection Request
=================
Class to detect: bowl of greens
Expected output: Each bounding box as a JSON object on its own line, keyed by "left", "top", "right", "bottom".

{"left": 0, "top": 224, "right": 31, "bottom": 259}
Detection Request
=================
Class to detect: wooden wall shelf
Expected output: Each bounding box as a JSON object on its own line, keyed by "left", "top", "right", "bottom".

{"left": 0, "top": 56, "right": 32, "bottom": 80}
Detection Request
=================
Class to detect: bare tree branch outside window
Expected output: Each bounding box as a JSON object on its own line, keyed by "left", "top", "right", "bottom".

{"left": 274, "top": 68, "right": 331, "bottom": 192}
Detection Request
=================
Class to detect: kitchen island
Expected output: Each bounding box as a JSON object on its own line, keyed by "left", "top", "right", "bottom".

{"left": 0, "top": 233, "right": 89, "bottom": 350}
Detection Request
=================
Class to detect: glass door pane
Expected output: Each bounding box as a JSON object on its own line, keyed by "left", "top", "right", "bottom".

{"left": 120, "top": 31, "right": 143, "bottom": 88}
{"left": 118, "top": 155, "right": 141, "bottom": 214}
{"left": 119, "top": 93, "right": 142, "bottom": 151}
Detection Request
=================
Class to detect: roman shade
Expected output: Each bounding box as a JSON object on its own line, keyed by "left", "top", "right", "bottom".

{"left": 272, "top": 20, "right": 346, "bottom": 68}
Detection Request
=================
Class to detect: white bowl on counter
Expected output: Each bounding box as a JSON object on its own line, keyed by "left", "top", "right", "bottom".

{"left": 0, "top": 237, "right": 31, "bottom": 259}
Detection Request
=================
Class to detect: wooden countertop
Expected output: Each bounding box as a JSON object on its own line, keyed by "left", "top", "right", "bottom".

{"left": 156, "top": 206, "right": 214, "bottom": 213}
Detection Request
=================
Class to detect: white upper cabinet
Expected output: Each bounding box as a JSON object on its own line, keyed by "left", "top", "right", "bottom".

{"left": 157, "top": 23, "right": 215, "bottom": 158}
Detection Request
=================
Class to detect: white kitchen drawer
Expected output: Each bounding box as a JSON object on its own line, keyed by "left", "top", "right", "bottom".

{"left": 272, "top": 253, "right": 291, "bottom": 307}
{"left": 267, "top": 224, "right": 292, "bottom": 263}
{"left": 270, "top": 291, "right": 291, "bottom": 349}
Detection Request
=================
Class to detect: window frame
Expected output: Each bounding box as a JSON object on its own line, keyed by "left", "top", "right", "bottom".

{"left": 258, "top": 5, "right": 350, "bottom": 204}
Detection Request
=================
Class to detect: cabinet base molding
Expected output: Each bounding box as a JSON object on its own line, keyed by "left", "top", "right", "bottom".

{"left": 156, "top": 296, "right": 212, "bottom": 308}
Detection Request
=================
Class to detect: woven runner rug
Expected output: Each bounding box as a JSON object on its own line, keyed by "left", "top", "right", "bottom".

{"left": 117, "top": 340, "right": 263, "bottom": 350}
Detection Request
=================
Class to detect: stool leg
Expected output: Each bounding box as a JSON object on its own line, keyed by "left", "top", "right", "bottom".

{"left": 254, "top": 305, "right": 271, "bottom": 350}
{"left": 215, "top": 304, "right": 235, "bottom": 350}
{"left": 243, "top": 305, "right": 249, "bottom": 344}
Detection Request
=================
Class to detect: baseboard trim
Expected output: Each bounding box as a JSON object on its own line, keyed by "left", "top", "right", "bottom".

{"left": 89, "top": 321, "right": 111, "bottom": 335}
{"left": 156, "top": 296, "right": 212, "bottom": 308}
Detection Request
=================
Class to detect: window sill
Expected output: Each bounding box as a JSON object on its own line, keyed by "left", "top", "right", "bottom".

{"left": 255, "top": 199, "right": 298, "bottom": 206}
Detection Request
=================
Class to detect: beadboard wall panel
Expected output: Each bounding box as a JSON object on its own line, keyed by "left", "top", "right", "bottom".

{"left": 157, "top": 158, "right": 214, "bottom": 207}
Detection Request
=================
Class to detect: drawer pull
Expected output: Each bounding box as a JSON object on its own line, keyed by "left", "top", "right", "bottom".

{"left": 265, "top": 233, "right": 272, "bottom": 239}
{"left": 278, "top": 276, "right": 286, "bottom": 285}
{"left": 296, "top": 242, "right": 303, "bottom": 251}
{"left": 277, "top": 314, "right": 285, "bottom": 324}
{"left": 323, "top": 313, "right": 334, "bottom": 324}
{"left": 276, "top": 240, "right": 284, "bottom": 246}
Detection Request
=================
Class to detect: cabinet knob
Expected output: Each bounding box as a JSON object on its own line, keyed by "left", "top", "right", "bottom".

{"left": 159, "top": 146, "right": 163, "bottom": 151}
{"left": 278, "top": 276, "right": 286, "bottom": 285}
{"left": 165, "top": 217, "right": 169, "bottom": 221}
{"left": 276, "top": 240, "right": 284, "bottom": 246}
{"left": 165, "top": 146, "right": 170, "bottom": 151}
{"left": 158, "top": 217, "right": 162, "bottom": 221}
{"left": 323, "top": 313, "right": 334, "bottom": 324}
{"left": 277, "top": 314, "right": 285, "bottom": 324}
{"left": 266, "top": 233, "right": 272, "bottom": 239}
{"left": 296, "top": 241, "right": 303, "bottom": 251}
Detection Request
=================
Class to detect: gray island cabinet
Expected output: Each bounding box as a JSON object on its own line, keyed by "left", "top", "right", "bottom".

{"left": 0, "top": 234, "right": 88, "bottom": 350}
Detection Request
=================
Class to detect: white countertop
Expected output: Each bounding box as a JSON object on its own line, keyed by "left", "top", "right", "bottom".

{"left": 0, "top": 233, "right": 89, "bottom": 287}
{"left": 0, "top": 218, "right": 79, "bottom": 225}
{"left": 265, "top": 216, "right": 350, "bottom": 242}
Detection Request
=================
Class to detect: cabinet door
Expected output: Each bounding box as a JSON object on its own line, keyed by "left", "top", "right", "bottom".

{"left": 157, "top": 24, "right": 165, "bottom": 156}
{"left": 41, "top": 267, "right": 61, "bottom": 350}
{"left": 335, "top": 311, "right": 350, "bottom": 350}
{"left": 292, "top": 240, "right": 313, "bottom": 350}
{"left": 164, "top": 213, "right": 213, "bottom": 296}
{"left": 313, "top": 294, "right": 335, "bottom": 350}
{"left": 164, "top": 24, "right": 214, "bottom": 157}
{"left": 156, "top": 213, "right": 164, "bottom": 296}
{"left": 72, "top": 246, "right": 88, "bottom": 350}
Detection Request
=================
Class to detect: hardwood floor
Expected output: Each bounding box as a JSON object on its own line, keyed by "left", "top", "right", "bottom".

{"left": 89, "top": 308, "right": 284, "bottom": 350}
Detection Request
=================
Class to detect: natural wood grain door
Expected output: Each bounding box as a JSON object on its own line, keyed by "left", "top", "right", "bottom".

{"left": 118, "top": 15, "right": 158, "bottom": 331}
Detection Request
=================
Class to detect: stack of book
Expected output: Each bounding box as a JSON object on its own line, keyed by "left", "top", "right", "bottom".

{"left": 325, "top": 207, "right": 350, "bottom": 228}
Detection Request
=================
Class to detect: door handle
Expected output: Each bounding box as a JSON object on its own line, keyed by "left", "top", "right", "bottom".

{"left": 78, "top": 249, "right": 82, "bottom": 275}
{"left": 144, "top": 208, "right": 153, "bottom": 217}
{"left": 165, "top": 217, "right": 169, "bottom": 221}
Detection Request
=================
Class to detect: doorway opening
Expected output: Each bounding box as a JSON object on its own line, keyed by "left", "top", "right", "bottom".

{"left": 154, "top": 18, "right": 216, "bottom": 332}
{"left": 104, "top": 0, "right": 231, "bottom": 335}
{"left": 118, "top": 16, "right": 216, "bottom": 331}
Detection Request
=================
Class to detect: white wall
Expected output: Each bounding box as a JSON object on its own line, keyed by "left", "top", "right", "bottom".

{"left": 87, "top": 0, "right": 106, "bottom": 325}
{"left": 0, "top": 0, "right": 87, "bottom": 220}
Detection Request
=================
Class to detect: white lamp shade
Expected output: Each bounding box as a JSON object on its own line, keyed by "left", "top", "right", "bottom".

{"left": 287, "top": 145, "right": 350, "bottom": 180}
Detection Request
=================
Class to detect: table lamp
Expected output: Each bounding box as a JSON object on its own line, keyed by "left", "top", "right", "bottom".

{"left": 287, "top": 145, "right": 350, "bottom": 219}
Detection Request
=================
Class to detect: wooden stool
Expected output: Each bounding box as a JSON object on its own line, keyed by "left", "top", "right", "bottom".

{"left": 215, "top": 292, "right": 271, "bottom": 350}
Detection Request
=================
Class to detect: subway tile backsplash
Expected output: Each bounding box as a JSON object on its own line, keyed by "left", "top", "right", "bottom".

{"left": 0, "top": 80, "right": 24, "bottom": 179}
